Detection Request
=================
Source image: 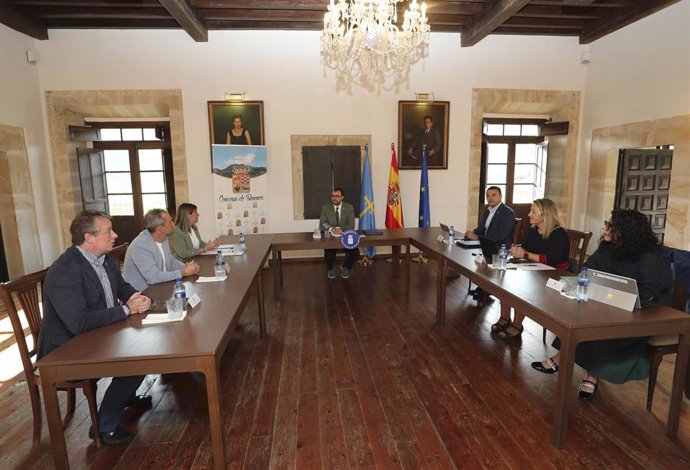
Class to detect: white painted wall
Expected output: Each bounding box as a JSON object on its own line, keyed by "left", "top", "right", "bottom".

{"left": 572, "top": 0, "right": 690, "bottom": 226}
{"left": 0, "top": 24, "right": 58, "bottom": 265}
{"left": 31, "top": 29, "right": 586, "bottom": 246}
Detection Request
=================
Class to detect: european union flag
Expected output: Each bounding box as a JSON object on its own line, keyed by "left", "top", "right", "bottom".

{"left": 359, "top": 146, "right": 376, "bottom": 259}
{"left": 418, "top": 145, "right": 430, "bottom": 228}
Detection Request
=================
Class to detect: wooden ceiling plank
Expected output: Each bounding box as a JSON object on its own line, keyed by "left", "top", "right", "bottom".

{"left": 579, "top": 0, "right": 681, "bottom": 44}
{"left": 461, "top": 0, "right": 531, "bottom": 47}
{"left": 12, "top": 0, "right": 161, "bottom": 6}
{"left": 158, "top": 0, "right": 208, "bottom": 41}
{"left": 515, "top": 4, "right": 601, "bottom": 19}
{"left": 0, "top": 3, "right": 48, "bottom": 39}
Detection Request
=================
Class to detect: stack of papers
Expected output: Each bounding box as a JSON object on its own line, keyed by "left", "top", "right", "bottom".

{"left": 197, "top": 276, "right": 227, "bottom": 283}
{"left": 141, "top": 312, "right": 187, "bottom": 325}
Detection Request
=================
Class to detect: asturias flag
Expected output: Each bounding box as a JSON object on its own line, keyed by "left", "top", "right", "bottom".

{"left": 418, "top": 145, "right": 430, "bottom": 228}
{"left": 359, "top": 146, "right": 376, "bottom": 259}
{"left": 385, "top": 144, "right": 404, "bottom": 229}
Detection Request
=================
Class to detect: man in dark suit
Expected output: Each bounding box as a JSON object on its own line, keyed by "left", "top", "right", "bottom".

{"left": 319, "top": 187, "right": 358, "bottom": 279}
{"left": 39, "top": 211, "right": 152, "bottom": 445}
{"left": 405, "top": 115, "right": 443, "bottom": 167}
{"left": 464, "top": 186, "right": 516, "bottom": 248}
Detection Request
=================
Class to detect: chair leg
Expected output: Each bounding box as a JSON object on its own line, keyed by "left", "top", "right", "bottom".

{"left": 63, "top": 388, "right": 76, "bottom": 427}
{"left": 84, "top": 380, "right": 101, "bottom": 448}
{"left": 542, "top": 327, "right": 547, "bottom": 344}
{"left": 29, "top": 383, "right": 42, "bottom": 447}
{"left": 647, "top": 346, "right": 665, "bottom": 411}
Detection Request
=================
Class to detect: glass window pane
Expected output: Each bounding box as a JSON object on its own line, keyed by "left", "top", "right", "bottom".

{"left": 487, "top": 164, "right": 507, "bottom": 184}
{"left": 108, "top": 195, "right": 134, "bottom": 216}
{"left": 513, "top": 185, "right": 535, "bottom": 204}
{"left": 100, "top": 128, "right": 122, "bottom": 141}
{"left": 516, "top": 144, "right": 537, "bottom": 163}
{"left": 138, "top": 149, "right": 163, "bottom": 170}
{"left": 522, "top": 124, "right": 539, "bottom": 136}
{"left": 504, "top": 124, "right": 521, "bottom": 136}
{"left": 122, "top": 128, "right": 143, "bottom": 141}
{"left": 514, "top": 164, "right": 535, "bottom": 184}
{"left": 142, "top": 194, "right": 167, "bottom": 214}
{"left": 105, "top": 173, "right": 132, "bottom": 193}
{"left": 142, "top": 128, "right": 160, "bottom": 141}
{"left": 103, "top": 149, "right": 130, "bottom": 171}
{"left": 487, "top": 143, "right": 508, "bottom": 163}
{"left": 485, "top": 124, "right": 503, "bottom": 136}
{"left": 140, "top": 172, "right": 165, "bottom": 193}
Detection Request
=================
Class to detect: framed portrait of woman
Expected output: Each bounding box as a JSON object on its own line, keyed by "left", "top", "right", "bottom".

{"left": 208, "top": 101, "right": 265, "bottom": 146}
{"left": 398, "top": 100, "right": 450, "bottom": 170}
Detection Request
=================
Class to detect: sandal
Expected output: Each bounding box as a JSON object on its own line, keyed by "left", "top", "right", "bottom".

{"left": 490, "top": 317, "right": 511, "bottom": 332}
{"left": 531, "top": 358, "right": 559, "bottom": 374}
{"left": 496, "top": 324, "right": 523, "bottom": 340}
{"left": 578, "top": 379, "right": 598, "bottom": 401}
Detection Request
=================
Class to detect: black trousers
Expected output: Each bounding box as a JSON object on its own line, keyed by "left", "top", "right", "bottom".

{"left": 324, "top": 248, "right": 359, "bottom": 270}
{"left": 97, "top": 375, "right": 145, "bottom": 432}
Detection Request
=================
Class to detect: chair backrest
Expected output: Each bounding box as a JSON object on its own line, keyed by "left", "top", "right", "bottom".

{"left": 565, "top": 229, "right": 593, "bottom": 274}
{"left": 110, "top": 243, "right": 129, "bottom": 270}
{"left": 512, "top": 218, "right": 523, "bottom": 246}
{"left": 0, "top": 269, "right": 49, "bottom": 381}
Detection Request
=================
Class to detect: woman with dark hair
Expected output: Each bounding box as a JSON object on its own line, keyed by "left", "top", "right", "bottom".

{"left": 531, "top": 209, "right": 673, "bottom": 401}
{"left": 226, "top": 114, "right": 252, "bottom": 145}
{"left": 169, "top": 203, "right": 220, "bottom": 261}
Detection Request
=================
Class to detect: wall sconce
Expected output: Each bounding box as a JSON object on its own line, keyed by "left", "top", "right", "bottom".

{"left": 415, "top": 92, "right": 434, "bottom": 101}
{"left": 224, "top": 92, "right": 245, "bottom": 101}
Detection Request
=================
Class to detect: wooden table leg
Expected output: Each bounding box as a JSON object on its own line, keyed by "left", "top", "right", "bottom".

{"left": 553, "top": 333, "right": 576, "bottom": 448}
{"left": 40, "top": 365, "right": 70, "bottom": 469}
{"left": 257, "top": 269, "right": 266, "bottom": 338}
{"left": 667, "top": 321, "right": 690, "bottom": 437}
{"left": 392, "top": 245, "right": 400, "bottom": 278}
{"left": 272, "top": 248, "right": 281, "bottom": 301}
{"left": 405, "top": 242, "right": 411, "bottom": 303}
{"left": 436, "top": 256, "right": 446, "bottom": 326}
{"left": 200, "top": 357, "right": 226, "bottom": 470}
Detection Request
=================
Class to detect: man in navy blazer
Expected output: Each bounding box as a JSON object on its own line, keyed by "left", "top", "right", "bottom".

{"left": 465, "top": 186, "right": 516, "bottom": 248}
{"left": 39, "top": 211, "right": 152, "bottom": 445}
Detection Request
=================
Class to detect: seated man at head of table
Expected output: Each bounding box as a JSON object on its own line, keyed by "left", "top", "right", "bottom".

{"left": 123, "top": 208, "right": 200, "bottom": 292}
{"left": 320, "top": 187, "right": 359, "bottom": 280}
{"left": 38, "top": 210, "right": 153, "bottom": 445}
{"left": 464, "top": 185, "right": 516, "bottom": 300}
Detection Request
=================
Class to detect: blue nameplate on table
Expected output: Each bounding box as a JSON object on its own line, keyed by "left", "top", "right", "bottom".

{"left": 341, "top": 230, "right": 361, "bottom": 249}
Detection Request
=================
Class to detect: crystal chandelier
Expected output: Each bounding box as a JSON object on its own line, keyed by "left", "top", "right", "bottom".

{"left": 321, "top": 0, "right": 430, "bottom": 89}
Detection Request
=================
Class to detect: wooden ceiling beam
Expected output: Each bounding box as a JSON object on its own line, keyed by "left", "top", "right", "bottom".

{"left": 12, "top": 0, "right": 161, "bottom": 6}
{"left": 461, "top": 0, "right": 531, "bottom": 47}
{"left": 0, "top": 3, "right": 48, "bottom": 39}
{"left": 42, "top": 18, "right": 180, "bottom": 28}
{"left": 159, "top": 0, "right": 208, "bottom": 41}
{"left": 579, "top": 0, "right": 681, "bottom": 44}
{"left": 514, "top": 5, "right": 602, "bottom": 19}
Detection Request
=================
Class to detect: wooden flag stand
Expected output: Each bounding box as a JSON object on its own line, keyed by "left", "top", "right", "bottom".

{"left": 412, "top": 252, "right": 427, "bottom": 264}
{"left": 358, "top": 256, "right": 374, "bottom": 267}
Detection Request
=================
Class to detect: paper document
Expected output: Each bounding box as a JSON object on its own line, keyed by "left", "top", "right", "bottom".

{"left": 516, "top": 263, "right": 555, "bottom": 271}
{"left": 197, "top": 276, "right": 227, "bottom": 283}
{"left": 141, "top": 312, "right": 187, "bottom": 325}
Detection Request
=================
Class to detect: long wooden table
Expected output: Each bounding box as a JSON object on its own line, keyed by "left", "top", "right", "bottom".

{"left": 270, "top": 229, "right": 411, "bottom": 301}
{"left": 37, "top": 234, "right": 273, "bottom": 470}
{"left": 408, "top": 227, "right": 690, "bottom": 449}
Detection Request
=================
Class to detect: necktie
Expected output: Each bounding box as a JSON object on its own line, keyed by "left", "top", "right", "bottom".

{"left": 335, "top": 207, "right": 340, "bottom": 227}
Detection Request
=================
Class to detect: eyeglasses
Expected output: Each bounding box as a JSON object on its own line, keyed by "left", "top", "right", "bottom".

{"left": 603, "top": 220, "right": 612, "bottom": 229}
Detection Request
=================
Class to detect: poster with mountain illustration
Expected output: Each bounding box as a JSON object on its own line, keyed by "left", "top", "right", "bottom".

{"left": 212, "top": 145, "right": 268, "bottom": 236}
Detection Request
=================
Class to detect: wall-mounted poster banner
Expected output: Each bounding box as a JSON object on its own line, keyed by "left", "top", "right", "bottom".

{"left": 212, "top": 145, "right": 268, "bottom": 235}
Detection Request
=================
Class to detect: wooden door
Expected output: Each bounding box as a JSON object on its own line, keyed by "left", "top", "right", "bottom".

{"left": 615, "top": 148, "right": 672, "bottom": 243}
{"left": 302, "top": 146, "right": 361, "bottom": 220}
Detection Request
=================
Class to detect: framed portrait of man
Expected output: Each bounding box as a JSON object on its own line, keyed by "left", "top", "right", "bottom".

{"left": 398, "top": 100, "right": 450, "bottom": 170}
{"left": 207, "top": 101, "right": 265, "bottom": 146}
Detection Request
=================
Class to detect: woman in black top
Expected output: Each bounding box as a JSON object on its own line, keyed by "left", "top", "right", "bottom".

{"left": 531, "top": 209, "right": 672, "bottom": 401}
{"left": 492, "top": 198, "right": 570, "bottom": 340}
{"left": 226, "top": 114, "right": 252, "bottom": 145}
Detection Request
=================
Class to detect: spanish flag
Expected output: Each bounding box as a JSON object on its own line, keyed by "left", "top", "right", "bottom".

{"left": 385, "top": 144, "right": 404, "bottom": 229}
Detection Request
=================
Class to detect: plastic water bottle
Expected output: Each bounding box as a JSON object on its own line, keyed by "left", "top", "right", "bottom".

{"left": 239, "top": 233, "right": 246, "bottom": 252}
{"left": 173, "top": 278, "right": 186, "bottom": 307}
{"left": 214, "top": 251, "right": 226, "bottom": 278}
{"left": 577, "top": 267, "right": 590, "bottom": 302}
{"left": 498, "top": 244, "right": 508, "bottom": 270}
{"left": 448, "top": 225, "right": 455, "bottom": 244}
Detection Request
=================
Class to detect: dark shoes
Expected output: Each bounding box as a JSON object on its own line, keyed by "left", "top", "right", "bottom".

{"left": 490, "top": 317, "right": 511, "bottom": 332}
{"left": 578, "top": 379, "right": 598, "bottom": 401}
{"left": 531, "top": 358, "right": 559, "bottom": 374}
{"left": 89, "top": 426, "right": 134, "bottom": 445}
{"left": 496, "top": 324, "right": 523, "bottom": 340}
{"left": 127, "top": 394, "right": 152, "bottom": 409}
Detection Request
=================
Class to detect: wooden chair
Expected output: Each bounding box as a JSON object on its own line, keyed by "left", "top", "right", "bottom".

{"left": 110, "top": 242, "right": 129, "bottom": 271}
{"left": 646, "top": 276, "right": 689, "bottom": 411}
{"left": 0, "top": 269, "right": 101, "bottom": 447}
{"left": 542, "top": 229, "right": 593, "bottom": 343}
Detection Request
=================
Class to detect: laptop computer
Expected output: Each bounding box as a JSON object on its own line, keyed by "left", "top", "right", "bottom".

{"left": 441, "top": 223, "right": 481, "bottom": 247}
{"left": 588, "top": 268, "right": 641, "bottom": 311}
